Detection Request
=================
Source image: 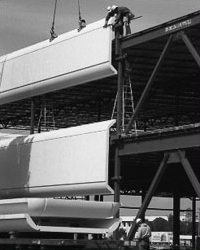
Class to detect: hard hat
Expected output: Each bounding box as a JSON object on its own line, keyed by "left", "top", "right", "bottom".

{"left": 107, "top": 6, "right": 112, "bottom": 12}
{"left": 111, "top": 5, "right": 118, "bottom": 11}
{"left": 136, "top": 218, "right": 142, "bottom": 224}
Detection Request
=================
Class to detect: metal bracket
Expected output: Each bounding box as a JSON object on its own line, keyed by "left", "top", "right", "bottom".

{"left": 172, "top": 31, "right": 184, "bottom": 41}
{"left": 168, "top": 150, "right": 185, "bottom": 163}
{"left": 110, "top": 135, "right": 122, "bottom": 146}
{"left": 115, "top": 53, "right": 127, "bottom": 62}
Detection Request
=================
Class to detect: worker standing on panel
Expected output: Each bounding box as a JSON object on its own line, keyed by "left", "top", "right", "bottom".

{"left": 103, "top": 5, "right": 135, "bottom": 36}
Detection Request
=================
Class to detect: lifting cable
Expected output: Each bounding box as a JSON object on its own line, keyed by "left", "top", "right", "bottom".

{"left": 49, "top": 0, "right": 58, "bottom": 42}
{"left": 77, "top": 0, "right": 86, "bottom": 32}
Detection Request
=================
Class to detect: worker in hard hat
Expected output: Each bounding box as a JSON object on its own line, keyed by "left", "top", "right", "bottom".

{"left": 103, "top": 5, "right": 135, "bottom": 36}
{"left": 78, "top": 19, "right": 86, "bottom": 32}
{"left": 135, "top": 218, "right": 151, "bottom": 250}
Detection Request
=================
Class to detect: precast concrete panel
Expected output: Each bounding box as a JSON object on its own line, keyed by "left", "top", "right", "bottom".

{"left": 0, "top": 19, "right": 116, "bottom": 104}
{"left": 0, "top": 198, "right": 120, "bottom": 219}
{"left": 0, "top": 120, "right": 115, "bottom": 198}
{"left": 0, "top": 214, "right": 121, "bottom": 234}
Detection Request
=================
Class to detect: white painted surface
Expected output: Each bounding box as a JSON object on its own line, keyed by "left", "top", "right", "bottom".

{"left": 0, "top": 198, "right": 120, "bottom": 219}
{"left": 0, "top": 120, "right": 115, "bottom": 198}
{"left": 0, "top": 19, "right": 116, "bottom": 104}
{"left": 0, "top": 214, "right": 121, "bottom": 234}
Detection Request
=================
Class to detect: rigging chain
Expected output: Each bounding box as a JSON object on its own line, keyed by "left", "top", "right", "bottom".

{"left": 49, "top": 0, "right": 58, "bottom": 42}
{"left": 77, "top": 0, "right": 86, "bottom": 32}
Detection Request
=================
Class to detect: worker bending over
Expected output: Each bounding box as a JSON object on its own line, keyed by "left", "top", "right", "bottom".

{"left": 103, "top": 5, "right": 135, "bottom": 36}
{"left": 78, "top": 19, "right": 86, "bottom": 32}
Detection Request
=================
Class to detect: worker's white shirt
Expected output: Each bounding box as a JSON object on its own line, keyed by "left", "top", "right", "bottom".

{"left": 135, "top": 223, "right": 151, "bottom": 240}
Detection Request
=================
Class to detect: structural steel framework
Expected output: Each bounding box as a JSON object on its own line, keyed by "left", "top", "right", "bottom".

{"left": 112, "top": 11, "right": 200, "bottom": 246}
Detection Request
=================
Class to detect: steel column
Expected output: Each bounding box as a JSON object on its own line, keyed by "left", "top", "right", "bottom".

{"left": 177, "top": 150, "right": 200, "bottom": 199}
{"left": 114, "top": 147, "right": 121, "bottom": 206}
{"left": 127, "top": 152, "right": 170, "bottom": 240}
{"left": 141, "top": 191, "right": 146, "bottom": 222}
{"left": 125, "top": 35, "right": 173, "bottom": 134}
{"left": 181, "top": 32, "right": 200, "bottom": 68}
{"left": 113, "top": 31, "right": 124, "bottom": 240}
{"left": 173, "top": 192, "right": 180, "bottom": 249}
{"left": 30, "top": 98, "right": 35, "bottom": 134}
{"left": 192, "top": 197, "right": 196, "bottom": 249}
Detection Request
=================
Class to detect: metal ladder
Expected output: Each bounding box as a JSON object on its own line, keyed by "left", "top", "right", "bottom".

{"left": 37, "top": 99, "right": 56, "bottom": 133}
{"left": 111, "top": 70, "right": 137, "bottom": 133}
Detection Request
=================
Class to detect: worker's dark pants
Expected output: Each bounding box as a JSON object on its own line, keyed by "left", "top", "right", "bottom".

{"left": 113, "top": 21, "right": 124, "bottom": 36}
{"left": 125, "top": 24, "right": 131, "bottom": 35}
{"left": 124, "top": 13, "right": 134, "bottom": 35}
{"left": 138, "top": 238, "right": 150, "bottom": 250}
{"left": 114, "top": 13, "right": 134, "bottom": 36}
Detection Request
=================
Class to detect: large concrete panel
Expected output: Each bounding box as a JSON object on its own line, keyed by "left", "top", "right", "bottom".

{"left": 0, "top": 120, "right": 115, "bottom": 198}
{"left": 0, "top": 19, "right": 116, "bottom": 104}
{"left": 0, "top": 214, "right": 121, "bottom": 234}
{"left": 0, "top": 198, "right": 120, "bottom": 219}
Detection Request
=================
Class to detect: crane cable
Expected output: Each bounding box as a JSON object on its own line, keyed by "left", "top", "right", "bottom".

{"left": 49, "top": 0, "right": 58, "bottom": 42}
{"left": 77, "top": 0, "right": 86, "bottom": 32}
{"left": 78, "top": 0, "right": 81, "bottom": 21}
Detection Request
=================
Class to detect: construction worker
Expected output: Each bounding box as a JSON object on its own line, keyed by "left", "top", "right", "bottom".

{"left": 103, "top": 5, "right": 135, "bottom": 36}
{"left": 78, "top": 19, "right": 86, "bottom": 32}
{"left": 49, "top": 27, "right": 58, "bottom": 42}
{"left": 135, "top": 218, "right": 151, "bottom": 250}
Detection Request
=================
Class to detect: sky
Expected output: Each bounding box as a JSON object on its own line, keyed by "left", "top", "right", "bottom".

{"left": 0, "top": 0, "right": 200, "bottom": 216}
{"left": 0, "top": 0, "right": 200, "bottom": 56}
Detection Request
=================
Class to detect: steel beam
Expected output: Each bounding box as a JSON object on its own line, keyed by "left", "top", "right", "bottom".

{"left": 126, "top": 152, "right": 170, "bottom": 240}
{"left": 119, "top": 130, "right": 200, "bottom": 156}
{"left": 124, "top": 35, "right": 173, "bottom": 134}
{"left": 177, "top": 150, "right": 200, "bottom": 199}
{"left": 122, "top": 13, "right": 200, "bottom": 49}
{"left": 181, "top": 32, "right": 200, "bottom": 68}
